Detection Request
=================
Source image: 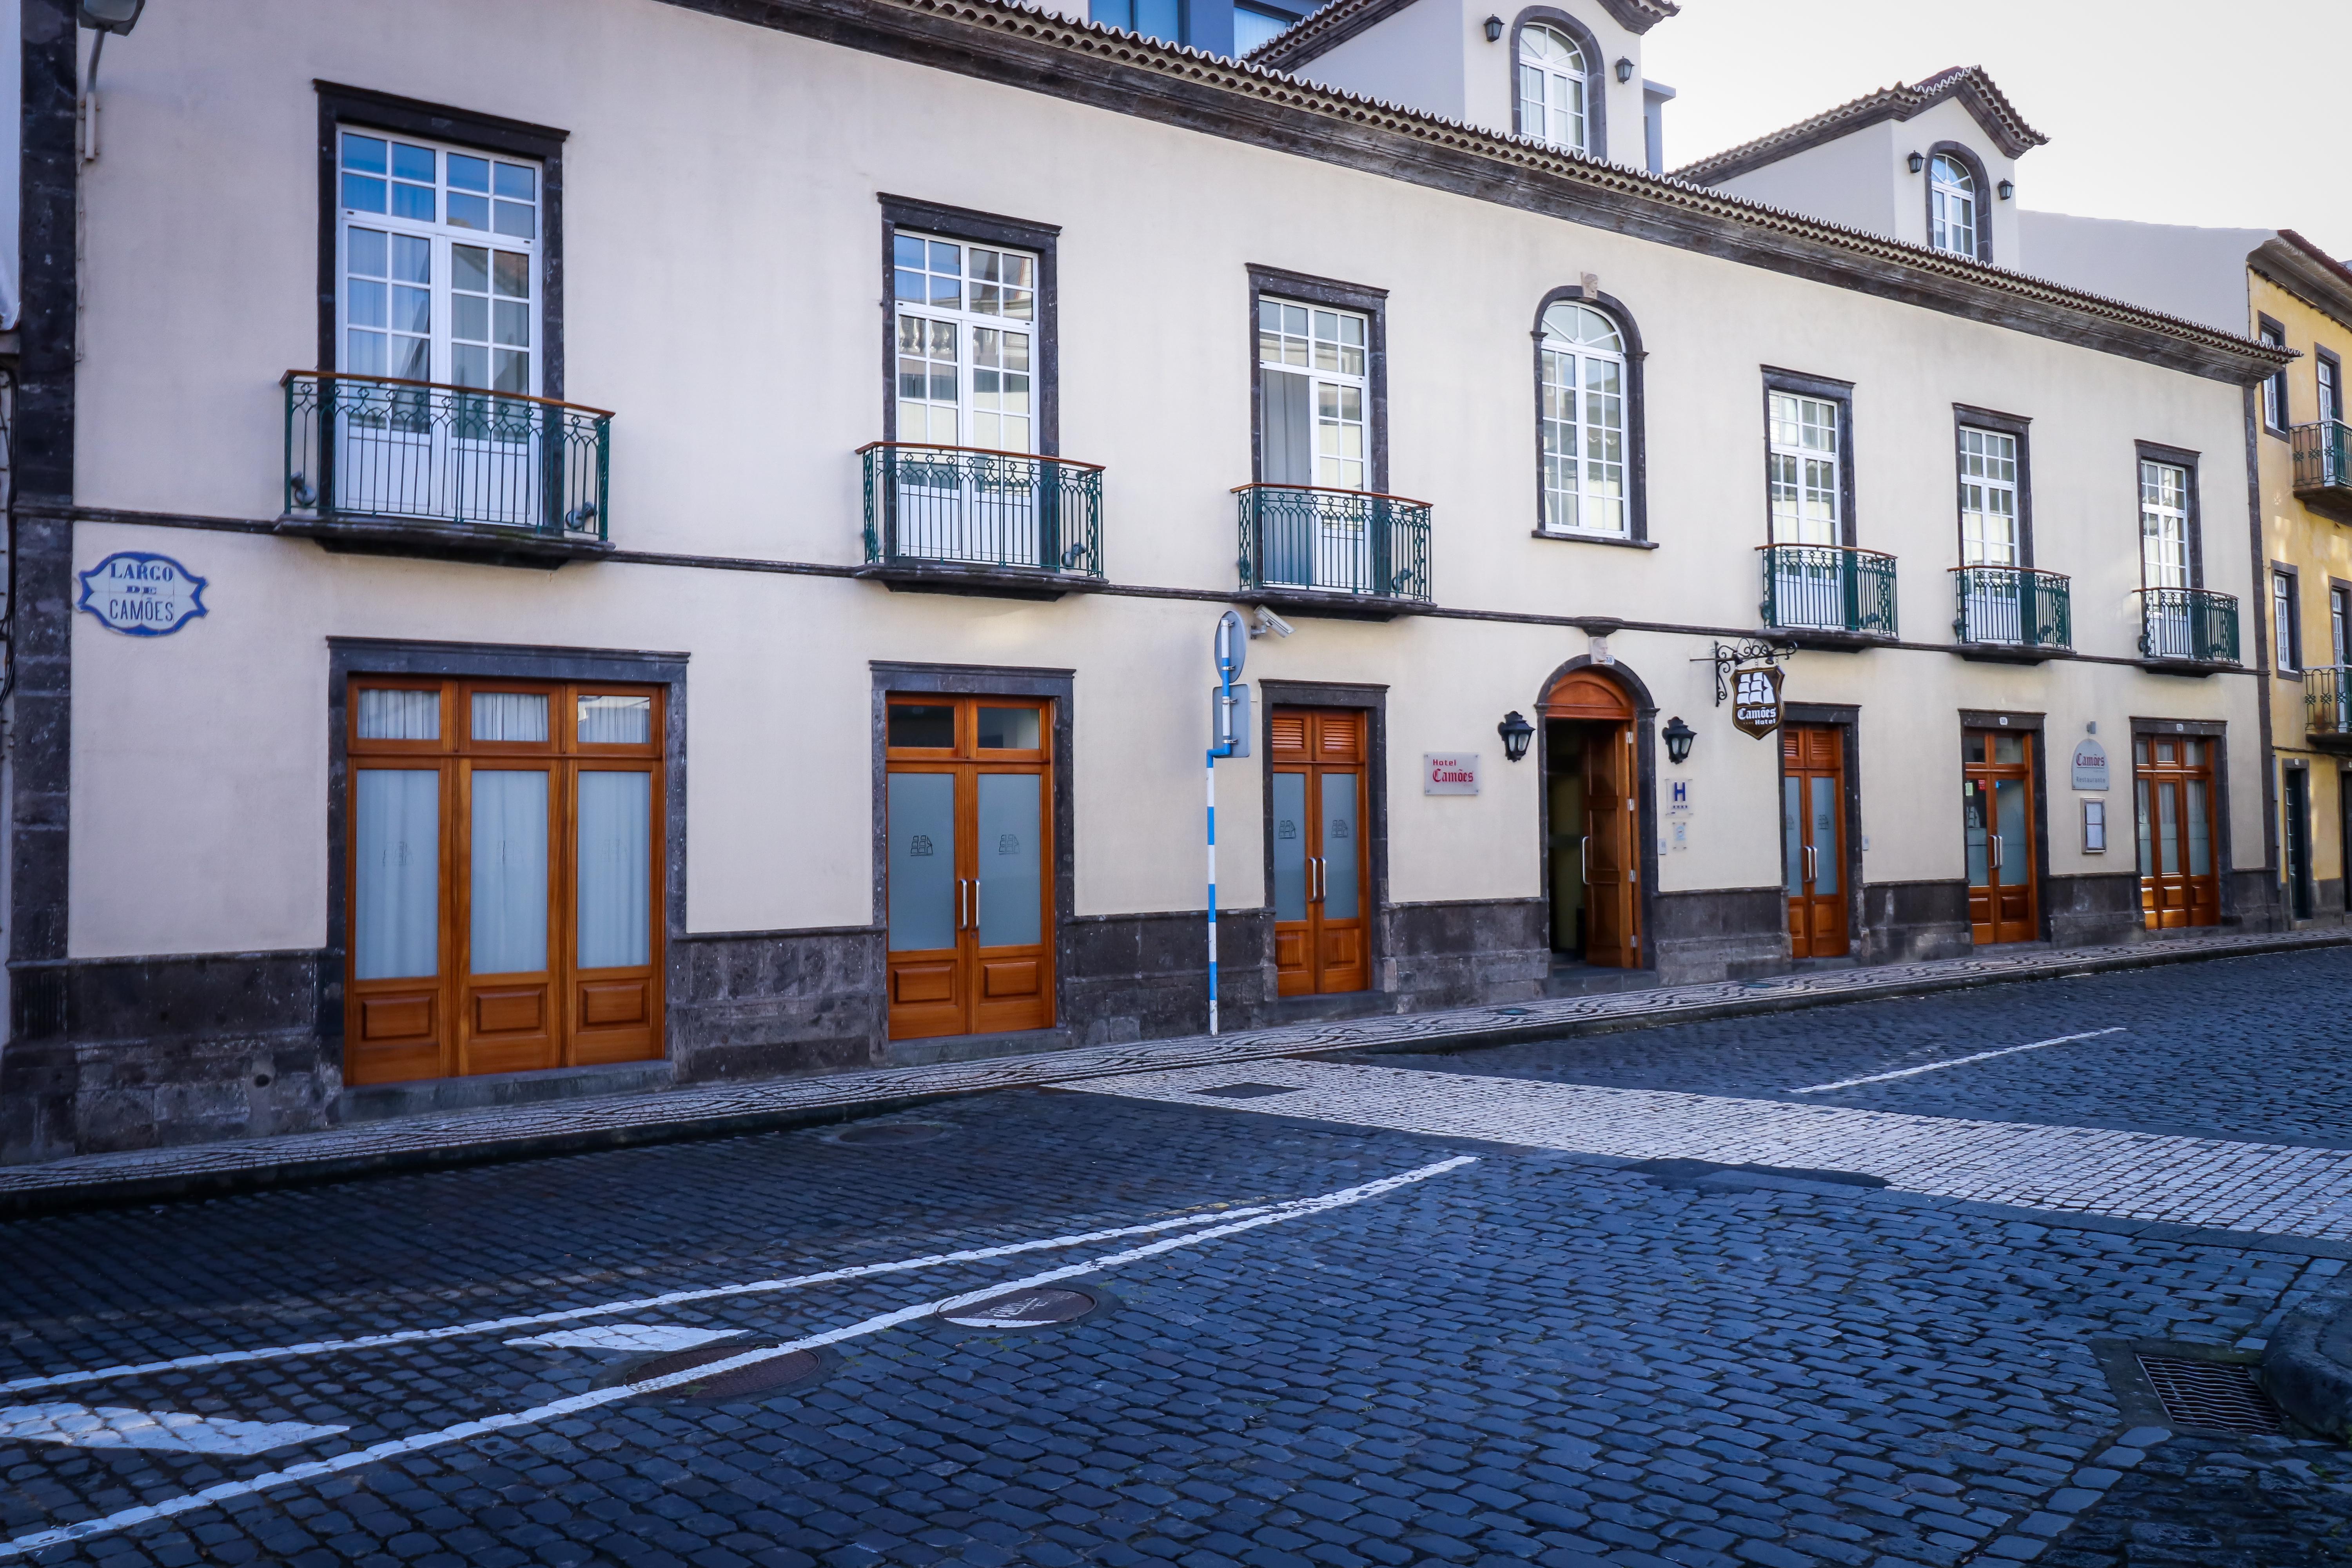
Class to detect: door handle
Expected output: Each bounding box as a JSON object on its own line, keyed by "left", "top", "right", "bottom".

{"left": 971, "top": 877, "right": 982, "bottom": 932}
{"left": 1311, "top": 856, "right": 1323, "bottom": 902}
{"left": 1990, "top": 834, "right": 2003, "bottom": 871}
{"left": 1805, "top": 844, "right": 1817, "bottom": 884}
{"left": 1579, "top": 835, "right": 1590, "bottom": 887}
{"left": 955, "top": 878, "right": 968, "bottom": 931}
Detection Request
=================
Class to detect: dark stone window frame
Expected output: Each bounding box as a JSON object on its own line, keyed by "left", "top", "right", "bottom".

{"left": 1781, "top": 700, "right": 1864, "bottom": 962}
{"left": 1507, "top": 7, "right": 1608, "bottom": 162}
{"left": 2134, "top": 439, "right": 2203, "bottom": 590}
{"left": 2125, "top": 715, "right": 2238, "bottom": 906}
{"left": 1247, "top": 265, "right": 1390, "bottom": 494}
{"left": 315, "top": 83, "right": 569, "bottom": 398}
{"left": 2330, "top": 576, "right": 2352, "bottom": 666}
{"left": 868, "top": 661, "right": 1078, "bottom": 1030}
{"left": 878, "top": 195, "right": 1062, "bottom": 455}
{"left": 2272, "top": 560, "right": 2303, "bottom": 676}
{"left": 1923, "top": 142, "right": 1993, "bottom": 265}
{"left": 1258, "top": 679, "right": 1390, "bottom": 987}
{"left": 2258, "top": 315, "right": 2291, "bottom": 437}
{"left": 1958, "top": 708, "right": 2053, "bottom": 940}
{"left": 1760, "top": 368, "right": 1858, "bottom": 548}
{"left": 2319, "top": 346, "right": 2345, "bottom": 423}
{"left": 1952, "top": 404, "right": 2033, "bottom": 568}
{"left": 323, "top": 638, "right": 690, "bottom": 1054}
{"left": 1530, "top": 286, "right": 1652, "bottom": 547}
{"left": 1531, "top": 653, "right": 1659, "bottom": 972}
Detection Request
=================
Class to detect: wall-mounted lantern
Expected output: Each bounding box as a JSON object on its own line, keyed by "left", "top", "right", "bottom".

{"left": 1483, "top": 14, "right": 1504, "bottom": 41}
{"left": 1615, "top": 56, "right": 1635, "bottom": 83}
{"left": 1997, "top": 179, "right": 2015, "bottom": 200}
{"left": 1498, "top": 710, "right": 1535, "bottom": 762}
{"left": 78, "top": 0, "right": 145, "bottom": 29}
{"left": 1906, "top": 150, "right": 1925, "bottom": 174}
{"left": 1662, "top": 716, "right": 1695, "bottom": 765}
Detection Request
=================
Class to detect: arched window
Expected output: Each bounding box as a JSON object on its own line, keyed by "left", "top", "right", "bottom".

{"left": 1539, "top": 301, "right": 1626, "bottom": 535}
{"left": 1516, "top": 25, "right": 1588, "bottom": 153}
{"left": 1929, "top": 152, "right": 1979, "bottom": 258}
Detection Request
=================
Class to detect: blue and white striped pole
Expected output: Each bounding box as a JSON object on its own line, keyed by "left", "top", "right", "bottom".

{"left": 1206, "top": 731, "right": 1220, "bottom": 1036}
{"left": 1207, "top": 611, "right": 1245, "bottom": 1036}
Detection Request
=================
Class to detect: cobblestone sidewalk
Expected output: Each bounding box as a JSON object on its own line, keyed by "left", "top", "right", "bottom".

{"left": 2, "top": 926, "right": 2340, "bottom": 1213}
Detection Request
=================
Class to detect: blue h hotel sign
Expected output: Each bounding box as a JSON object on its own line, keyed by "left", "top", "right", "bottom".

{"left": 77, "top": 552, "right": 209, "bottom": 637}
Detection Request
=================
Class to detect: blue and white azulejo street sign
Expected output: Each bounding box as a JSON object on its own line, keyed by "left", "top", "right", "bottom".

{"left": 76, "top": 552, "right": 209, "bottom": 637}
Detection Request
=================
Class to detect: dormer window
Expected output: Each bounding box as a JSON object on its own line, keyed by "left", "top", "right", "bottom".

{"left": 1929, "top": 152, "right": 1979, "bottom": 259}
{"left": 1517, "top": 25, "right": 1589, "bottom": 154}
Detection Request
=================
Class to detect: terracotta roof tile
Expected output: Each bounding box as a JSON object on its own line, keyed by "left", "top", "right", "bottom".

{"left": 1671, "top": 65, "right": 2048, "bottom": 187}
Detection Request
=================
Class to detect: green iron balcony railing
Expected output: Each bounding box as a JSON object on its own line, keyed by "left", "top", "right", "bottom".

{"left": 2308, "top": 665, "right": 2352, "bottom": 739}
{"left": 1951, "top": 565, "right": 2071, "bottom": 650}
{"left": 2293, "top": 419, "right": 2352, "bottom": 514}
{"left": 859, "top": 442, "right": 1104, "bottom": 577}
{"left": 1234, "top": 483, "right": 1432, "bottom": 602}
{"left": 2138, "top": 586, "right": 2239, "bottom": 664}
{"left": 1758, "top": 544, "right": 1897, "bottom": 637}
{"left": 283, "top": 371, "right": 610, "bottom": 539}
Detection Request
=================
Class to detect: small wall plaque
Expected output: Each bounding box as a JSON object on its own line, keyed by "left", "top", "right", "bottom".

{"left": 1423, "top": 753, "right": 1481, "bottom": 795}
{"left": 2082, "top": 799, "right": 2107, "bottom": 854}
{"left": 77, "top": 552, "right": 208, "bottom": 637}
{"left": 2071, "top": 737, "right": 2109, "bottom": 791}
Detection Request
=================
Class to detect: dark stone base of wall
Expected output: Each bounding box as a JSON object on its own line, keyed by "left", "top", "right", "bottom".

{"left": 2044, "top": 873, "right": 2147, "bottom": 949}
{"left": 1858, "top": 880, "right": 1973, "bottom": 965}
{"left": 2229, "top": 869, "right": 2290, "bottom": 931}
{"left": 1381, "top": 898, "right": 1549, "bottom": 1011}
{"left": 1061, "top": 909, "right": 1278, "bottom": 1044}
{"left": 667, "top": 927, "right": 887, "bottom": 1084}
{"left": 1651, "top": 887, "right": 1788, "bottom": 984}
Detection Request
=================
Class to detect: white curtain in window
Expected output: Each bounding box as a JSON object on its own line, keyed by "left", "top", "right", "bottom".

{"left": 577, "top": 771, "right": 652, "bottom": 969}
{"left": 357, "top": 689, "right": 440, "bottom": 741}
{"left": 472, "top": 690, "right": 549, "bottom": 742}
{"left": 577, "top": 694, "right": 652, "bottom": 745}
{"left": 470, "top": 769, "right": 548, "bottom": 974}
{"left": 354, "top": 769, "right": 439, "bottom": 979}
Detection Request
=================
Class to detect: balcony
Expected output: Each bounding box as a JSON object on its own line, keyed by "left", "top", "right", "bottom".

{"left": 857, "top": 442, "right": 1105, "bottom": 599}
{"left": 2292, "top": 419, "right": 2352, "bottom": 522}
{"left": 1234, "top": 483, "right": 1433, "bottom": 619}
{"left": 2309, "top": 667, "right": 2352, "bottom": 751}
{"left": 1757, "top": 544, "right": 1896, "bottom": 649}
{"left": 1949, "top": 565, "right": 2071, "bottom": 662}
{"left": 2137, "top": 587, "right": 2240, "bottom": 673}
{"left": 278, "top": 372, "right": 612, "bottom": 566}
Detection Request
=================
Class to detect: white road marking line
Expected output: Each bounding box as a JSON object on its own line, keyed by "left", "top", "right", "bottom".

{"left": 0, "top": 1204, "right": 1277, "bottom": 1399}
{"left": 505, "top": 1325, "right": 742, "bottom": 1353}
{"left": 0, "top": 1156, "right": 1472, "bottom": 1561}
{"left": 1788, "top": 1029, "right": 2128, "bottom": 1093}
{"left": 0, "top": 1405, "right": 348, "bottom": 1456}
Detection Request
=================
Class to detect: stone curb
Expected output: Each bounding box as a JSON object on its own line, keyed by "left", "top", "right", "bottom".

{"left": 2260, "top": 1285, "right": 2352, "bottom": 1440}
{"left": 1, "top": 926, "right": 2344, "bottom": 1217}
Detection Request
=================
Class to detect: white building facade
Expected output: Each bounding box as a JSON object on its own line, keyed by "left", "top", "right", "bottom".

{"left": 0, "top": 0, "right": 2288, "bottom": 1160}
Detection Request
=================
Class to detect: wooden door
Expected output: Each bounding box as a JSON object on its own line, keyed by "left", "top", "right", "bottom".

{"left": 1582, "top": 723, "right": 1639, "bottom": 967}
{"left": 345, "top": 678, "right": 665, "bottom": 1086}
{"left": 1271, "top": 708, "right": 1371, "bottom": 996}
{"left": 1962, "top": 728, "right": 2038, "bottom": 944}
{"left": 885, "top": 697, "right": 1054, "bottom": 1040}
{"left": 2134, "top": 733, "right": 2219, "bottom": 929}
{"left": 1782, "top": 724, "right": 1849, "bottom": 958}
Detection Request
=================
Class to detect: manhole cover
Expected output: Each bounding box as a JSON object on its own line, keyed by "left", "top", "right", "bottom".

{"left": 629, "top": 1345, "right": 820, "bottom": 1401}
{"left": 2136, "top": 1355, "right": 2283, "bottom": 1435}
{"left": 828, "top": 1121, "right": 951, "bottom": 1147}
{"left": 1192, "top": 1083, "right": 1300, "bottom": 1099}
{"left": 940, "top": 1288, "right": 1098, "bottom": 1328}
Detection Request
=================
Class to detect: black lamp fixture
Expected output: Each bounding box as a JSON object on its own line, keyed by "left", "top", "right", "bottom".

{"left": 1661, "top": 716, "right": 1695, "bottom": 765}
{"left": 1997, "top": 178, "right": 2015, "bottom": 200}
{"left": 1615, "top": 56, "right": 1635, "bottom": 83}
{"left": 1497, "top": 710, "right": 1535, "bottom": 762}
{"left": 1483, "top": 13, "right": 1504, "bottom": 40}
{"left": 1906, "top": 150, "right": 1925, "bottom": 174}
{"left": 78, "top": 0, "right": 145, "bottom": 30}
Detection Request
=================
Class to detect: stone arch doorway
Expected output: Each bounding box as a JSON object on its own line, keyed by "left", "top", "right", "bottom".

{"left": 1539, "top": 661, "right": 1646, "bottom": 971}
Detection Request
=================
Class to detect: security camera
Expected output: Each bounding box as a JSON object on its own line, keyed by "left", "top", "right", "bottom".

{"left": 1250, "top": 606, "right": 1294, "bottom": 639}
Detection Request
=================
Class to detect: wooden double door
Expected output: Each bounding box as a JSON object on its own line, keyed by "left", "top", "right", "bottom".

{"left": 345, "top": 677, "right": 665, "bottom": 1086}
{"left": 2135, "top": 732, "right": 2219, "bottom": 928}
{"left": 1541, "top": 669, "right": 1640, "bottom": 969}
{"left": 885, "top": 695, "right": 1056, "bottom": 1040}
{"left": 1271, "top": 707, "right": 1371, "bottom": 995}
{"left": 1782, "top": 724, "right": 1849, "bottom": 958}
{"left": 1962, "top": 728, "right": 2039, "bottom": 944}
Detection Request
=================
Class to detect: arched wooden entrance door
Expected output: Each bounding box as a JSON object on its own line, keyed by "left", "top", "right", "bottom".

{"left": 1540, "top": 668, "right": 1641, "bottom": 968}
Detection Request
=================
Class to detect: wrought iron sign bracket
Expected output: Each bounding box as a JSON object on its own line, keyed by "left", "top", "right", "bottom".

{"left": 1695, "top": 638, "right": 1795, "bottom": 706}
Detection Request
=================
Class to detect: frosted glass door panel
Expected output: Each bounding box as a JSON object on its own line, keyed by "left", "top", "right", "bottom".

{"left": 2187, "top": 781, "right": 2211, "bottom": 875}
{"left": 889, "top": 773, "right": 957, "bottom": 952}
{"left": 1322, "top": 773, "right": 1359, "bottom": 919}
{"left": 356, "top": 769, "right": 439, "bottom": 979}
{"left": 577, "top": 771, "right": 652, "bottom": 969}
{"left": 1809, "top": 777, "right": 1839, "bottom": 895}
{"left": 1272, "top": 773, "right": 1308, "bottom": 922}
{"left": 471, "top": 769, "right": 549, "bottom": 974}
{"left": 976, "top": 773, "right": 1042, "bottom": 948}
{"left": 1993, "top": 779, "right": 2027, "bottom": 876}
{"left": 1963, "top": 780, "right": 1990, "bottom": 887}
{"left": 1782, "top": 779, "right": 1803, "bottom": 897}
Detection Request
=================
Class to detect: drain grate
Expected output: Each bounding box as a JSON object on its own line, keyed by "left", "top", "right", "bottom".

{"left": 1192, "top": 1082, "right": 1302, "bottom": 1099}
{"left": 2135, "top": 1355, "right": 2284, "bottom": 1435}
{"left": 630, "top": 1345, "right": 821, "bottom": 1401}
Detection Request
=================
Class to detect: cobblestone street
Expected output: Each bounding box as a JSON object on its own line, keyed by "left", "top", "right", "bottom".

{"left": 7, "top": 950, "right": 2352, "bottom": 1566}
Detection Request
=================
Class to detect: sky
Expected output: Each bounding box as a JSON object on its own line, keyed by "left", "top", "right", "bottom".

{"left": 1643, "top": 0, "right": 2352, "bottom": 260}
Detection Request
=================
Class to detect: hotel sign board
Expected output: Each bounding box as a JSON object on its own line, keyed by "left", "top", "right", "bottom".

{"left": 1731, "top": 665, "right": 1783, "bottom": 739}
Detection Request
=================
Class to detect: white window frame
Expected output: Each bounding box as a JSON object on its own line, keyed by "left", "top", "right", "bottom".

{"left": 2261, "top": 322, "right": 2290, "bottom": 432}
{"left": 1957, "top": 426, "right": 2019, "bottom": 566}
{"left": 1257, "top": 298, "right": 1370, "bottom": 492}
{"left": 1768, "top": 393, "right": 1841, "bottom": 546}
{"left": 2275, "top": 571, "right": 2299, "bottom": 671}
{"left": 891, "top": 230, "right": 1040, "bottom": 455}
{"left": 1539, "top": 301, "right": 1627, "bottom": 537}
{"left": 1516, "top": 25, "right": 1588, "bottom": 154}
{"left": 1928, "top": 153, "right": 1978, "bottom": 259}
{"left": 2321, "top": 354, "right": 2345, "bottom": 424}
{"left": 2139, "top": 460, "right": 2190, "bottom": 590}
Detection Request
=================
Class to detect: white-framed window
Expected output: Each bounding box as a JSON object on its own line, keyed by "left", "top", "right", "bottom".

{"left": 1539, "top": 301, "right": 1626, "bottom": 535}
{"left": 1768, "top": 393, "right": 1841, "bottom": 545}
{"left": 893, "top": 232, "right": 1038, "bottom": 452}
{"left": 1929, "top": 153, "right": 1978, "bottom": 259}
{"left": 2140, "top": 460, "right": 2190, "bottom": 590}
{"left": 2261, "top": 322, "right": 2289, "bottom": 431}
{"left": 1258, "top": 298, "right": 1368, "bottom": 491}
{"left": 1516, "top": 25, "right": 1588, "bottom": 154}
{"left": 2275, "top": 571, "right": 2299, "bottom": 671}
{"left": 2321, "top": 355, "right": 2345, "bottom": 424}
{"left": 338, "top": 130, "right": 540, "bottom": 393}
{"left": 1958, "top": 426, "right": 2019, "bottom": 566}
